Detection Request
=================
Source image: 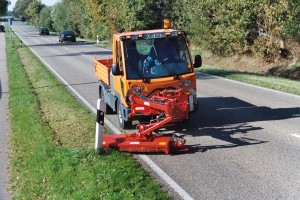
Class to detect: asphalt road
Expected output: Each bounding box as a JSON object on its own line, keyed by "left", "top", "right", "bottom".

{"left": 10, "top": 21, "right": 300, "bottom": 200}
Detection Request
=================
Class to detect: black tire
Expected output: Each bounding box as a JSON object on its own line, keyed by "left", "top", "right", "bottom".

{"left": 100, "top": 87, "right": 114, "bottom": 114}
{"left": 117, "top": 99, "right": 132, "bottom": 129}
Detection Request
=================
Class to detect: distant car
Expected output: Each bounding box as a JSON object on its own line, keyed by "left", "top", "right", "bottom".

{"left": 39, "top": 27, "right": 49, "bottom": 35}
{"left": 58, "top": 30, "right": 76, "bottom": 43}
{"left": 0, "top": 25, "right": 5, "bottom": 32}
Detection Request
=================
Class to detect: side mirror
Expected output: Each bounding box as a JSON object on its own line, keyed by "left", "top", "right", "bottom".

{"left": 111, "top": 63, "right": 123, "bottom": 76}
{"left": 194, "top": 55, "right": 202, "bottom": 68}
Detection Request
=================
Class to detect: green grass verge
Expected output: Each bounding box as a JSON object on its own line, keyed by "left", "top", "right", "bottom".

{"left": 198, "top": 65, "right": 300, "bottom": 96}
{"left": 6, "top": 31, "right": 170, "bottom": 199}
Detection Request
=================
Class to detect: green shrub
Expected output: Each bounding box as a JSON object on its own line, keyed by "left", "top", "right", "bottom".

{"left": 252, "top": 36, "right": 280, "bottom": 61}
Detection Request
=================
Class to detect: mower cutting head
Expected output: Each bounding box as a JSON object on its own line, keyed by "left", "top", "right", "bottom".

{"left": 102, "top": 133, "right": 187, "bottom": 154}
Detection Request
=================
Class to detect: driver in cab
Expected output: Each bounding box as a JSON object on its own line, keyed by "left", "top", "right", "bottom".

{"left": 143, "top": 38, "right": 179, "bottom": 73}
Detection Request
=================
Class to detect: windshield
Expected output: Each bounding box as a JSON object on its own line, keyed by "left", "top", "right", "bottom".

{"left": 124, "top": 35, "right": 192, "bottom": 80}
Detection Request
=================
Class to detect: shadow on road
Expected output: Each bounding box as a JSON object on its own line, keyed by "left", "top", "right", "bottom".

{"left": 32, "top": 46, "right": 111, "bottom": 57}
{"left": 162, "top": 96, "right": 300, "bottom": 154}
{"left": 27, "top": 41, "right": 101, "bottom": 47}
{"left": 49, "top": 50, "right": 112, "bottom": 57}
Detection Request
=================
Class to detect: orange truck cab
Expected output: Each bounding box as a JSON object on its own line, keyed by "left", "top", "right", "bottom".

{"left": 94, "top": 25, "right": 202, "bottom": 129}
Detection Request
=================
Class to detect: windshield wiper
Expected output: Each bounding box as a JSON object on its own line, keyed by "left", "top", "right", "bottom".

{"left": 126, "top": 59, "right": 150, "bottom": 82}
{"left": 152, "top": 45, "right": 180, "bottom": 79}
{"left": 156, "top": 58, "right": 180, "bottom": 80}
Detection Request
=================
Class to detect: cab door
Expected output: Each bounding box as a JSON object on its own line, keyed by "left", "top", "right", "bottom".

{"left": 112, "top": 40, "right": 127, "bottom": 102}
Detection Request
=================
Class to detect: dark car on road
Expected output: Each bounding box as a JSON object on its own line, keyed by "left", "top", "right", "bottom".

{"left": 39, "top": 27, "right": 49, "bottom": 35}
{"left": 0, "top": 25, "right": 5, "bottom": 32}
{"left": 59, "top": 30, "right": 76, "bottom": 43}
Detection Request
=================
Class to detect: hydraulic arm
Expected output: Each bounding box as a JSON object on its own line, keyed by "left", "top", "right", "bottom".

{"left": 102, "top": 88, "right": 189, "bottom": 154}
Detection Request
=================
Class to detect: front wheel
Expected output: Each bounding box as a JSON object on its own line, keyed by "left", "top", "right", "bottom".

{"left": 117, "top": 99, "right": 132, "bottom": 129}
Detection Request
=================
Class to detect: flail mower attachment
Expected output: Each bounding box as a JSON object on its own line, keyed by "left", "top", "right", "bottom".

{"left": 96, "top": 88, "right": 189, "bottom": 154}
{"left": 102, "top": 133, "right": 187, "bottom": 154}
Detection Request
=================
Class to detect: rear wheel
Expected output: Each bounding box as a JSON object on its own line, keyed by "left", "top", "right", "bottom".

{"left": 117, "top": 99, "right": 132, "bottom": 129}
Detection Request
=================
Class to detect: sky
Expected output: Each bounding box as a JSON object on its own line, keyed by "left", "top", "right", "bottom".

{"left": 8, "top": 0, "right": 61, "bottom": 11}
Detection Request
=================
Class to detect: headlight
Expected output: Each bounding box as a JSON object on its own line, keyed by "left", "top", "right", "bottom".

{"left": 184, "top": 80, "right": 192, "bottom": 87}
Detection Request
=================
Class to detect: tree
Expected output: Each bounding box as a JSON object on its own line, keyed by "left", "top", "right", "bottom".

{"left": 284, "top": 0, "right": 300, "bottom": 43}
{"left": 63, "top": 0, "right": 86, "bottom": 36}
{"left": 84, "top": 0, "right": 107, "bottom": 39}
{"left": 51, "top": 0, "right": 87, "bottom": 36}
{"left": 27, "top": 0, "right": 43, "bottom": 26}
{"left": 51, "top": 2, "right": 69, "bottom": 31}
{"left": 0, "top": 0, "right": 9, "bottom": 15}
{"left": 39, "top": 6, "right": 53, "bottom": 29}
{"left": 13, "top": 0, "right": 32, "bottom": 19}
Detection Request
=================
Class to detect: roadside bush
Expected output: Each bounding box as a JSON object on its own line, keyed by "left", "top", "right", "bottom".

{"left": 164, "top": 0, "right": 294, "bottom": 61}
{"left": 252, "top": 36, "right": 280, "bottom": 61}
{"left": 95, "top": 23, "right": 108, "bottom": 40}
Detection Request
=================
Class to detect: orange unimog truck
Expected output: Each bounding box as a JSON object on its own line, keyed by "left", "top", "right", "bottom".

{"left": 94, "top": 20, "right": 202, "bottom": 129}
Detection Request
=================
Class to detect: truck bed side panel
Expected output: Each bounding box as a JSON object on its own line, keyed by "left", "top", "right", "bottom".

{"left": 94, "top": 58, "right": 112, "bottom": 86}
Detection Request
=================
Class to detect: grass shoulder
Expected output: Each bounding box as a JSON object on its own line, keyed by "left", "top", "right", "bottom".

{"left": 198, "top": 65, "right": 300, "bottom": 96}
{"left": 6, "top": 31, "right": 170, "bottom": 199}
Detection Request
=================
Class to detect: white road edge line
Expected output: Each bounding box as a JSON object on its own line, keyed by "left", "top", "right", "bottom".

{"left": 291, "top": 134, "right": 300, "bottom": 139}
{"left": 13, "top": 29, "right": 194, "bottom": 200}
{"left": 139, "top": 155, "right": 194, "bottom": 200}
